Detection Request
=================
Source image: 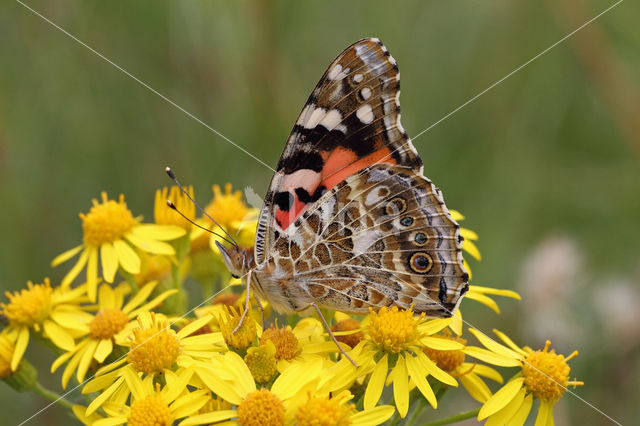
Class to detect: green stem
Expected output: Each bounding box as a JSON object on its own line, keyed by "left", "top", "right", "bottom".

{"left": 422, "top": 408, "right": 480, "bottom": 426}
{"left": 407, "top": 401, "right": 428, "bottom": 425}
{"left": 32, "top": 381, "right": 74, "bottom": 411}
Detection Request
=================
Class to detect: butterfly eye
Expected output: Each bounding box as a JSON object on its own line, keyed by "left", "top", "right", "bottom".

{"left": 414, "top": 232, "right": 428, "bottom": 245}
{"left": 400, "top": 216, "right": 414, "bottom": 227}
{"left": 385, "top": 197, "right": 407, "bottom": 216}
{"left": 409, "top": 252, "right": 432, "bottom": 273}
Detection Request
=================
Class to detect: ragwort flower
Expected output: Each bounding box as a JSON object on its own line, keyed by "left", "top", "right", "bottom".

{"left": 1, "top": 278, "right": 88, "bottom": 371}
{"left": 471, "top": 329, "right": 583, "bottom": 426}
{"left": 52, "top": 192, "right": 185, "bottom": 301}
{"left": 295, "top": 390, "right": 395, "bottom": 426}
{"left": 51, "top": 282, "right": 177, "bottom": 387}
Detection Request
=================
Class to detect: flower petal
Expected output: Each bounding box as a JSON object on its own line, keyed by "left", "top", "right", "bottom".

{"left": 61, "top": 249, "right": 88, "bottom": 288}
{"left": 364, "top": 354, "right": 388, "bottom": 410}
{"left": 463, "top": 239, "right": 482, "bottom": 261}
{"left": 11, "top": 327, "right": 30, "bottom": 371}
{"left": 468, "top": 328, "right": 522, "bottom": 360}
{"left": 113, "top": 239, "right": 140, "bottom": 274}
{"left": 470, "top": 363, "right": 503, "bottom": 383}
{"left": 405, "top": 354, "right": 437, "bottom": 408}
{"left": 100, "top": 242, "right": 119, "bottom": 283}
{"left": 464, "top": 347, "right": 522, "bottom": 367}
{"left": 420, "top": 336, "right": 465, "bottom": 350}
{"left": 460, "top": 227, "right": 478, "bottom": 241}
{"left": 470, "top": 285, "right": 521, "bottom": 300}
{"left": 94, "top": 338, "right": 113, "bottom": 363}
{"left": 87, "top": 247, "right": 99, "bottom": 301}
{"left": 131, "top": 224, "right": 185, "bottom": 241}
{"left": 193, "top": 365, "right": 243, "bottom": 405}
{"left": 393, "top": 355, "right": 409, "bottom": 417}
{"left": 126, "top": 232, "right": 175, "bottom": 255}
{"left": 77, "top": 339, "right": 99, "bottom": 382}
{"left": 86, "top": 376, "right": 125, "bottom": 416}
{"left": 122, "top": 281, "right": 158, "bottom": 314}
{"left": 416, "top": 351, "right": 457, "bottom": 387}
{"left": 177, "top": 315, "right": 213, "bottom": 339}
{"left": 43, "top": 320, "right": 75, "bottom": 351}
{"left": 52, "top": 245, "right": 84, "bottom": 267}
{"left": 478, "top": 378, "right": 525, "bottom": 420}
{"left": 460, "top": 372, "right": 492, "bottom": 403}
{"left": 464, "top": 292, "right": 501, "bottom": 313}
{"left": 492, "top": 329, "right": 528, "bottom": 357}
{"left": 351, "top": 406, "right": 396, "bottom": 426}
{"left": 485, "top": 387, "right": 526, "bottom": 426}
{"left": 535, "top": 400, "right": 555, "bottom": 426}
{"left": 179, "top": 411, "right": 237, "bottom": 426}
{"left": 272, "top": 357, "right": 323, "bottom": 400}
{"left": 510, "top": 393, "right": 533, "bottom": 425}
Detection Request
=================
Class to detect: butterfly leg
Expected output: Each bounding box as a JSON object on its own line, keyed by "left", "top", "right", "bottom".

{"left": 311, "top": 303, "right": 358, "bottom": 367}
{"left": 233, "top": 269, "right": 252, "bottom": 334}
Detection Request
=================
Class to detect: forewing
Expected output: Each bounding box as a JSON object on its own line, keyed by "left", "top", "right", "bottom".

{"left": 256, "top": 38, "right": 421, "bottom": 264}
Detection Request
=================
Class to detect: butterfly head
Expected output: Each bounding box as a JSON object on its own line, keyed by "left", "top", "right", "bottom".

{"left": 215, "top": 241, "right": 251, "bottom": 279}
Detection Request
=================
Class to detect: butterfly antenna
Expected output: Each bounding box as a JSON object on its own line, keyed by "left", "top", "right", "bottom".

{"left": 165, "top": 166, "right": 239, "bottom": 248}
{"left": 165, "top": 201, "right": 237, "bottom": 247}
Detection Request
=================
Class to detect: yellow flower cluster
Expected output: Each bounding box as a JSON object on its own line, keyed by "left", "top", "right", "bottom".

{"left": 0, "top": 183, "right": 583, "bottom": 426}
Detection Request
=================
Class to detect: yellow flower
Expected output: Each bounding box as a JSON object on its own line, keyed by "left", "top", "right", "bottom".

{"left": 51, "top": 282, "right": 177, "bottom": 388}
{"left": 470, "top": 329, "right": 583, "bottom": 426}
{"left": 424, "top": 331, "right": 504, "bottom": 403}
{"left": 82, "top": 311, "right": 224, "bottom": 415}
{"left": 296, "top": 391, "right": 395, "bottom": 426}
{"left": 244, "top": 341, "right": 278, "bottom": 384}
{"left": 353, "top": 306, "right": 461, "bottom": 418}
{"left": 449, "top": 209, "right": 481, "bottom": 279}
{"left": 205, "top": 183, "right": 249, "bottom": 229}
{"left": 87, "top": 368, "right": 211, "bottom": 426}
{"left": 1, "top": 278, "right": 88, "bottom": 371}
{"left": 219, "top": 304, "right": 257, "bottom": 350}
{"left": 52, "top": 192, "right": 186, "bottom": 301}
{"left": 185, "top": 351, "right": 328, "bottom": 426}
{"left": 154, "top": 185, "right": 195, "bottom": 230}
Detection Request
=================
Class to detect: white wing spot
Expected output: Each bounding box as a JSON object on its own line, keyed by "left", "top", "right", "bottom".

{"left": 296, "top": 104, "right": 314, "bottom": 125}
{"left": 356, "top": 104, "right": 374, "bottom": 124}
{"left": 319, "top": 109, "right": 342, "bottom": 130}
{"left": 360, "top": 87, "right": 372, "bottom": 100}
{"left": 353, "top": 73, "right": 363, "bottom": 83}
{"left": 305, "top": 107, "right": 327, "bottom": 129}
{"left": 328, "top": 64, "right": 343, "bottom": 80}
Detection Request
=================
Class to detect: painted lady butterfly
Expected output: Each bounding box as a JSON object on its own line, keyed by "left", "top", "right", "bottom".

{"left": 217, "top": 38, "right": 468, "bottom": 363}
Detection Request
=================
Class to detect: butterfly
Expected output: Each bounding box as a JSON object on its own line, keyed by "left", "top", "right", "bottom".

{"left": 216, "top": 38, "right": 468, "bottom": 364}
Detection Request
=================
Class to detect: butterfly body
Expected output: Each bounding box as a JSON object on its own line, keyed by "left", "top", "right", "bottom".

{"left": 219, "top": 38, "right": 468, "bottom": 320}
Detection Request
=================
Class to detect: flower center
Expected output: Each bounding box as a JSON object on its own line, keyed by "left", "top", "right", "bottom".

{"left": 205, "top": 183, "right": 248, "bottom": 229}
{"left": 237, "top": 389, "right": 284, "bottom": 426}
{"left": 80, "top": 192, "right": 137, "bottom": 246}
{"left": 128, "top": 394, "right": 172, "bottom": 426}
{"left": 154, "top": 186, "right": 195, "bottom": 229}
{"left": 89, "top": 308, "right": 129, "bottom": 340}
{"left": 296, "top": 397, "right": 353, "bottom": 426}
{"left": 331, "top": 318, "right": 364, "bottom": 349}
{"left": 1, "top": 279, "right": 53, "bottom": 327}
{"left": 366, "top": 306, "right": 422, "bottom": 353}
{"left": 220, "top": 306, "right": 256, "bottom": 350}
{"left": 424, "top": 334, "right": 467, "bottom": 372}
{"left": 127, "top": 316, "right": 181, "bottom": 374}
{"left": 260, "top": 326, "right": 299, "bottom": 360}
{"left": 522, "top": 340, "right": 581, "bottom": 402}
{"left": 244, "top": 342, "right": 277, "bottom": 384}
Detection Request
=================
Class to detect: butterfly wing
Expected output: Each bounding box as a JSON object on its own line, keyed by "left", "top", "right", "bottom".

{"left": 256, "top": 38, "right": 422, "bottom": 264}
{"left": 271, "top": 164, "right": 468, "bottom": 316}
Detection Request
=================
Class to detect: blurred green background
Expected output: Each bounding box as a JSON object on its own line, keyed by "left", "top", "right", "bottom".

{"left": 1, "top": 0, "right": 638, "bottom": 424}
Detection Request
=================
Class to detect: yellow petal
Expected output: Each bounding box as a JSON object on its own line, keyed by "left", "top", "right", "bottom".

{"left": 464, "top": 292, "right": 501, "bottom": 314}
{"left": 100, "top": 242, "right": 118, "bottom": 283}
{"left": 122, "top": 365, "right": 145, "bottom": 401}
{"left": 492, "top": 329, "right": 528, "bottom": 357}
{"left": 60, "top": 249, "right": 88, "bottom": 288}
{"left": 94, "top": 338, "right": 113, "bottom": 363}
{"left": 393, "top": 355, "right": 409, "bottom": 417}
{"left": 82, "top": 368, "right": 121, "bottom": 394}
{"left": 460, "top": 227, "right": 478, "bottom": 241}
{"left": 405, "top": 354, "right": 437, "bottom": 408}
{"left": 113, "top": 239, "right": 140, "bottom": 274}
{"left": 416, "top": 351, "right": 457, "bottom": 387}
{"left": 419, "top": 318, "right": 451, "bottom": 335}
{"left": 464, "top": 347, "right": 522, "bottom": 367}
{"left": 510, "top": 393, "right": 533, "bottom": 425}
{"left": 163, "top": 369, "right": 193, "bottom": 403}
{"left": 43, "top": 320, "right": 75, "bottom": 351}
{"left": 364, "top": 354, "right": 388, "bottom": 410}
{"left": 463, "top": 239, "right": 482, "bottom": 261}
{"left": 131, "top": 224, "right": 185, "bottom": 241}
{"left": 486, "top": 387, "right": 527, "bottom": 426}
{"left": 11, "top": 327, "right": 29, "bottom": 371}
{"left": 460, "top": 372, "right": 492, "bottom": 403}
{"left": 51, "top": 349, "right": 75, "bottom": 373}
{"left": 62, "top": 348, "right": 85, "bottom": 388}
{"left": 351, "top": 406, "right": 396, "bottom": 426}
{"left": 179, "top": 411, "right": 237, "bottom": 426}
{"left": 77, "top": 339, "right": 99, "bottom": 382}
{"left": 87, "top": 247, "right": 99, "bottom": 302}
{"left": 52, "top": 245, "right": 83, "bottom": 267}
{"left": 50, "top": 311, "right": 91, "bottom": 333}
{"left": 193, "top": 366, "right": 243, "bottom": 406}
{"left": 172, "top": 390, "right": 210, "bottom": 419}
{"left": 478, "top": 378, "right": 525, "bottom": 420}
{"left": 470, "top": 285, "right": 521, "bottom": 300}
{"left": 272, "top": 357, "right": 322, "bottom": 400}
{"left": 177, "top": 315, "right": 213, "bottom": 339}
{"left": 86, "top": 376, "right": 125, "bottom": 416}
{"left": 468, "top": 328, "right": 522, "bottom": 360}
{"left": 420, "top": 336, "right": 465, "bottom": 350}
{"left": 470, "top": 363, "right": 503, "bottom": 383}
{"left": 128, "top": 289, "right": 179, "bottom": 318}
{"left": 449, "top": 310, "right": 463, "bottom": 336}
{"left": 449, "top": 209, "right": 464, "bottom": 221}
{"left": 535, "top": 400, "right": 555, "bottom": 426}
{"left": 126, "top": 232, "right": 175, "bottom": 255}
{"left": 122, "top": 280, "right": 158, "bottom": 314}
